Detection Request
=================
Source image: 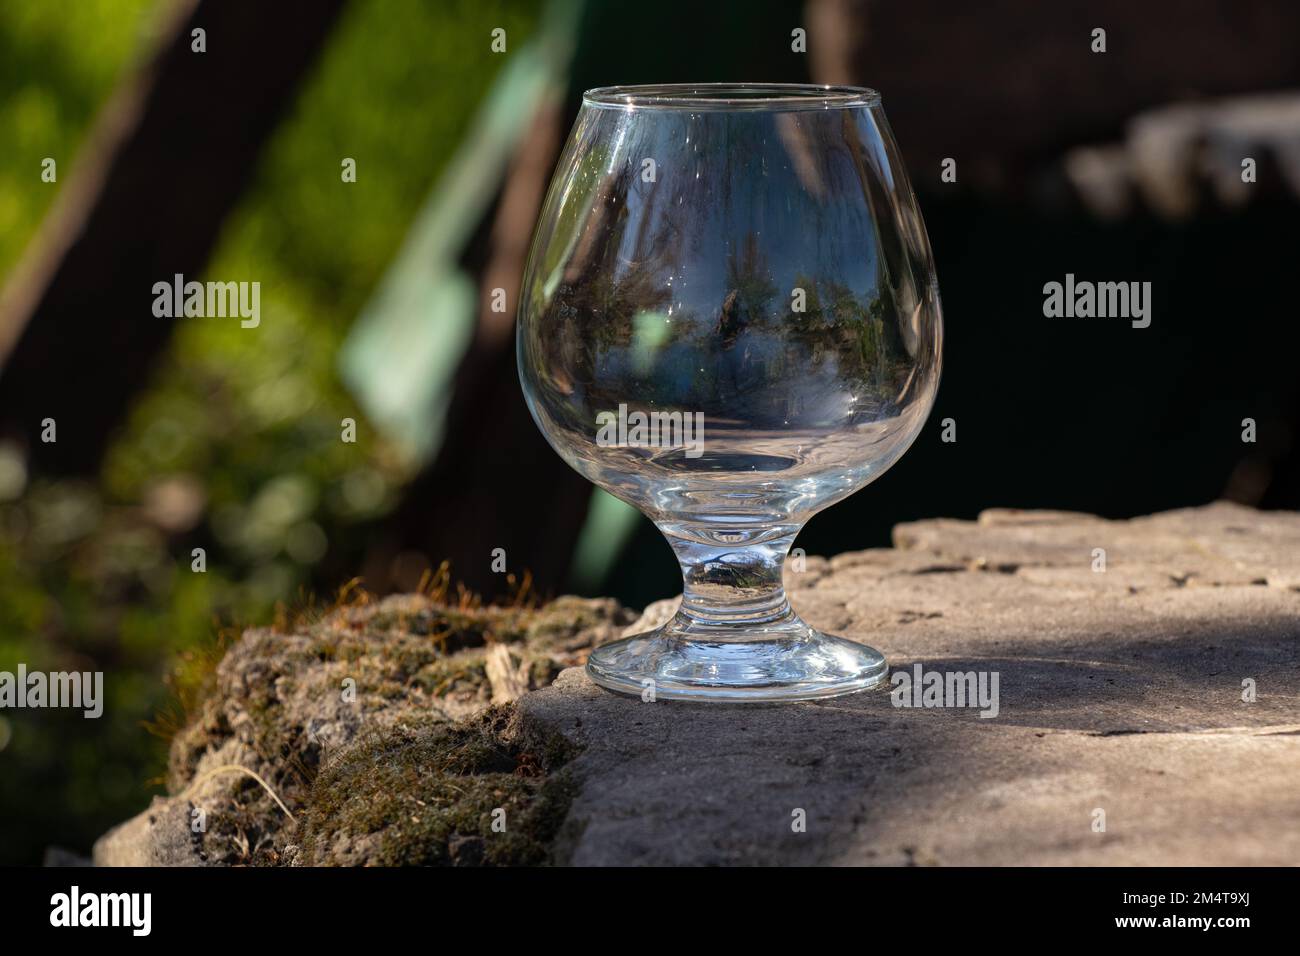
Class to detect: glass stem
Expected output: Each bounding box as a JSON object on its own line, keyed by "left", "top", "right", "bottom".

{"left": 665, "top": 530, "right": 800, "bottom": 633}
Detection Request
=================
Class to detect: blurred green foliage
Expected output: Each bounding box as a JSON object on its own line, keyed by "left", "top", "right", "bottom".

{"left": 0, "top": 0, "right": 156, "bottom": 277}
{"left": 0, "top": 0, "right": 542, "bottom": 863}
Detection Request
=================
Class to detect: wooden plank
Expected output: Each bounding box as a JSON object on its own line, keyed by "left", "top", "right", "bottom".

{"left": 0, "top": 0, "right": 348, "bottom": 474}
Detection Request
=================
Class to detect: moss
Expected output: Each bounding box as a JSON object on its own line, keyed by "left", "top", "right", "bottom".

{"left": 526, "top": 596, "right": 602, "bottom": 640}
{"left": 297, "top": 708, "right": 578, "bottom": 866}
{"left": 309, "top": 639, "right": 339, "bottom": 661}
{"left": 528, "top": 655, "right": 561, "bottom": 688}
{"left": 411, "top": 652, "right": 488, "bottom": 698}
{"left": 193, "top": 781, "right": 294, "bottom": 866}
{"left": 360, "top": 610, "right": 402, "bottom": 633}
{"left": 432, "top": 606, "right": 528, "bottom": 650}
{"left": 147, "top": 590, "right": 627, "bottom": 866}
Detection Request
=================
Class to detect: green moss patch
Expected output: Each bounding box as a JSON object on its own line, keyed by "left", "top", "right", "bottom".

{"left": 297, "top": 708, "right": 578, "bottom": 866}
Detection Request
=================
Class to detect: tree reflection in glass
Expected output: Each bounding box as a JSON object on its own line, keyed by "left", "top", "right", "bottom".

{"left": 519, "top": 85, "right": 942, "bottom": 701}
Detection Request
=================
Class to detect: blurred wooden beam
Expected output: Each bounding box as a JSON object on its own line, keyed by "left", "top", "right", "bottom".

{"left": 0, "top": 0, "right": 348, "bottom": 475}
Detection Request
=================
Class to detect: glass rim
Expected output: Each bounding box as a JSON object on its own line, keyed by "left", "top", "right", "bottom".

{"left": 582, "top": 83, "right": 881, "bottom": 111}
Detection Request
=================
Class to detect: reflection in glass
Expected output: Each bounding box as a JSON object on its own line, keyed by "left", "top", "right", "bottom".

{"left": 519, "top": 85, "right": 942, "bottom": 701}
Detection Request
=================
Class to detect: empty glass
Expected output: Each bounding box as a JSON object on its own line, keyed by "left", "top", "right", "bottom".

{"left": 518, "top": 84, "right": 942, "bottom": 701}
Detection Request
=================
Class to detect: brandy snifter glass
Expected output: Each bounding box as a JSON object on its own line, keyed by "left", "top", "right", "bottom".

{"left": 518, "top": 84, "right": 942, "bottom": 701}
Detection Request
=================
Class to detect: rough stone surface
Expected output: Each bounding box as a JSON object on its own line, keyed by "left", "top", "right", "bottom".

{"left": 529, "top": 502, "right": 1300, "bottom": 865}
{"left": 96, "top": 503, "right": 1300, "bottom": 866}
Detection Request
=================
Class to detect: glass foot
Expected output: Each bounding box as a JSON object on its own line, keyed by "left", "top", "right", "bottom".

{"left": 586, "top": 622, "right": 888, "bottom": 702}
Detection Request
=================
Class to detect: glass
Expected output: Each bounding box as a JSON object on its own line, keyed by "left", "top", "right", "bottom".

{"left": 517, "top": 84, "right": 942, "bottom": 701}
